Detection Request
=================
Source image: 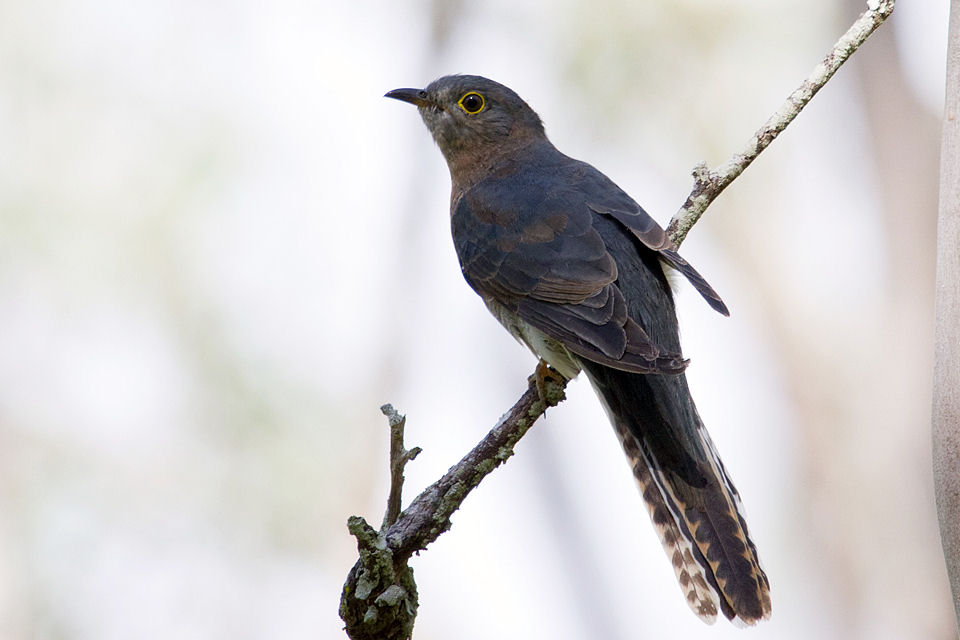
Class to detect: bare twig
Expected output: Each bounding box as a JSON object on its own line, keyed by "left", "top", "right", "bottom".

{"left": 381, "top": 405, "right": 422, "bottom": 530}
{"left": 667, "top": 0, "right": 896, "bottom": 246}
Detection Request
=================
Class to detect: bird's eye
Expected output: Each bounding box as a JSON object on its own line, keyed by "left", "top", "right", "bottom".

{"left": 457, "top": 92, "right": 485, "bottom": 114}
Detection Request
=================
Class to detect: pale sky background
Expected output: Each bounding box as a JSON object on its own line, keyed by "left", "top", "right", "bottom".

{"left": 0, "top": 1, "right": 953, "bottom": 639}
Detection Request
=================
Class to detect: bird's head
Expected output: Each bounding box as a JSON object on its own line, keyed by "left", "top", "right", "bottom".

{"left": 385, "top": 75, "right": 546, "bottom": 172}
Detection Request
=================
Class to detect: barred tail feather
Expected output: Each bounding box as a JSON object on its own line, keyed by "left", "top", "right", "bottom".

{"left": 586, "top": 365, "right": 771, "bottom": 625}
{"left": 697, "top": 421, "right": 772, "bottom": 621}
{"left": 614, "top": 415, "right": 770, "bottom": 625}
{"left": 614, "top": 419, "right": 725, "bottom": 622}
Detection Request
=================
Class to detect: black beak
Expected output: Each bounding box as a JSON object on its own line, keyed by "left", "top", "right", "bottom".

{"left": 385, "top": 87, "right": 432, "bottom": 108}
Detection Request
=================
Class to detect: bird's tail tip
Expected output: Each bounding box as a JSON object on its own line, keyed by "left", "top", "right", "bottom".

{"left": 614, "top": 418, "right": 771, "bottom": 626}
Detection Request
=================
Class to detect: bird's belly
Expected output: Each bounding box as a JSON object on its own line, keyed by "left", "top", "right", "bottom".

{"left": 482, "top": 298, "right": 581, "bottom": 380}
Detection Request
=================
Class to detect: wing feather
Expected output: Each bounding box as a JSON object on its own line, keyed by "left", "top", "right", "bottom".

{"left": 588, "top": 203, "right": 729, "bottom": 316}
{"left": 453, "top": 178, "right": 683, "bottom": 372}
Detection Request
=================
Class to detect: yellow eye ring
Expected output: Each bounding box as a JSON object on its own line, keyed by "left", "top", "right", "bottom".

{"left": 457, "top": 92, "right": 485, "bottom": 114}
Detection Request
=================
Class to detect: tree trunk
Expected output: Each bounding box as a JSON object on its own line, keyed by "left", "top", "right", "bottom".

{"left": 932, "top": 0, "right": 960, "bottom": 631}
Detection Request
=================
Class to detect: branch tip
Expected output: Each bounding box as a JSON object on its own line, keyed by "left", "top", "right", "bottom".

{"left": 347, "top": 515, "right": 378, "bottom": 545}
{"left": 382, "top": 403, "right": 420, "bottom": 529}
{"left": 380, "top": 403, "right": 405, "bottom": 428}
{"left": 667, "top": 0, "right": 895, "bottom": 245}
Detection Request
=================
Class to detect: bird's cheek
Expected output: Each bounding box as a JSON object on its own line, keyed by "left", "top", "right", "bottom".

{"left": 419, "top": 107, "right": 447, "bottom": 131}
{"left": 426, "top": 113, "right": 461, "bottom": 146}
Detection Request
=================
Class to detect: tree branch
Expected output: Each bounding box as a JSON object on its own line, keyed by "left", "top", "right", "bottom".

{"left": 342, "top": 4, "right": 895, "bottom": 637}
{"left": 388, "top": 367, "right": 566, "bottom": 557}
{"left": 340, "top": 368, "right": 567, "bottom": 640}
{"left": 666, "top": 0, "right": 896, "bottom": 246}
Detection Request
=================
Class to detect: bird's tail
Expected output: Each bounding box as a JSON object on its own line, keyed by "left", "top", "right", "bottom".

{"left": 583, "top": 363, "right": 771, "bottom": 625}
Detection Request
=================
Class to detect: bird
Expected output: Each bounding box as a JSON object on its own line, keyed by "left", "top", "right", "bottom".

{"left": 385, "top": 74, "right": 771, "bottom": 625}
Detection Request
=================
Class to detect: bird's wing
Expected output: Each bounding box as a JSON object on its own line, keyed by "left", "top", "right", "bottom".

{"left": 453, "top": 181, "right": 686, "bottom": 375}
{"left": 587, "top": 203, "right": 729, "bottom": 317}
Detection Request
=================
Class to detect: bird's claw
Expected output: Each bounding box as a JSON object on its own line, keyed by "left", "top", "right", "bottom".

{"left": 529, "top": 359, "right": 567, "bottom": 407}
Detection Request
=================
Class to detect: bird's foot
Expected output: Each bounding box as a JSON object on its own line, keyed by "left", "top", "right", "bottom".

{"left": 529, "top": 359, "right": 567, "bottom": 407}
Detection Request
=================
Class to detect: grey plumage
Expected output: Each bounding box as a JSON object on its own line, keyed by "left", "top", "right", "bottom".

{"left": 386, "top": 74, "right": 771, "bottom": 625}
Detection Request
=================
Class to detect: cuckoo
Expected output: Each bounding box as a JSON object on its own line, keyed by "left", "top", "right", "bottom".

{"left": 386, "top": 75, "right": 771, "bottom": 625}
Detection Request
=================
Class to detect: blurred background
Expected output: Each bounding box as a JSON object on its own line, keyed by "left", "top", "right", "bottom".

{"left": 0, "top": 0, "right": 951, "bottom": 638}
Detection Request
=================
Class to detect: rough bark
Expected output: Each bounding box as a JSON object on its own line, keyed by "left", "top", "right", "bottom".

{"left": 933, "top": 0, "right": 960, "bottom": 631}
